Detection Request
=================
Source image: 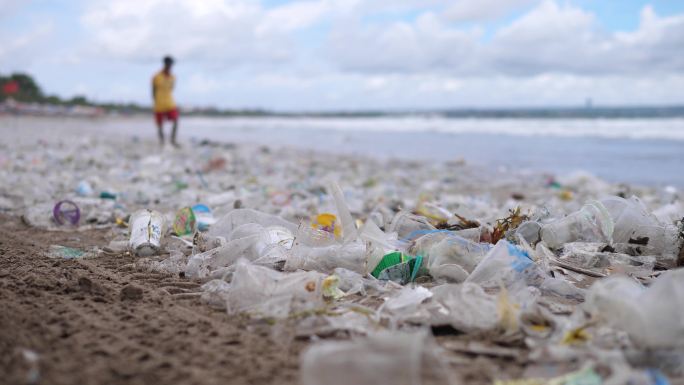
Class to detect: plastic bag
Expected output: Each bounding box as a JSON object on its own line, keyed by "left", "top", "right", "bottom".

{"left": 466, "top": 240, "right": 542, "bottom": 289}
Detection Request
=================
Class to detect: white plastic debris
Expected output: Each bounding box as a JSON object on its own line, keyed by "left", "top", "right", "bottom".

{"left": 466, "top": 240, "right": 542, "bottom": 289}
{"left": 300, "top": 331, "right": 453, "bottom": 385}
{"left": 585, "top": 268, "right": 684, "bottom": 348}
{"left": 222, "top": 259, "right": 327, "bottom": 318}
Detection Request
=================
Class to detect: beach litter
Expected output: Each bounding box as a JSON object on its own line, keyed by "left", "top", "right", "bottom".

{"left": 2, "top": 136, "right": 684, "bottom": 384}
{"left": 47, "top": 245, "right": 99, "bottom": 259}
{"left": 128, "top": 209, "right": 165, "bottom": 256}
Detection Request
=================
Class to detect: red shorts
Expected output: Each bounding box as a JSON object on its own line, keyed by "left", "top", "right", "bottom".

{"left": 155, "top": 108, "right": 178, "bottom": 124}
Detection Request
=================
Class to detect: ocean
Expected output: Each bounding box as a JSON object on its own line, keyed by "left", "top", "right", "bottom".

{"left": 4, "top": 115, "right": 684, "bottom": 187}
{"left": 175, "top": 116, "right": 684, "bottom": 187}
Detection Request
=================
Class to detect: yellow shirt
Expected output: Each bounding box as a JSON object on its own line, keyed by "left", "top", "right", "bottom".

{"left": 152, "top": 72, "right": 176, "bottom": 112}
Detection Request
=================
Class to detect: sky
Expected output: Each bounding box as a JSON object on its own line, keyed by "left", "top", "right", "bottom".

{"left": 1, "top": 0, "right": 683, "bottom": 111}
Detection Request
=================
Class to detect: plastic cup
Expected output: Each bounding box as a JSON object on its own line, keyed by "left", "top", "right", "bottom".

{"left": 541, "top": 201, "right": 614, "bottom": 249}
{"left": 129, "top": 209, "right": 166, "bottom": 256}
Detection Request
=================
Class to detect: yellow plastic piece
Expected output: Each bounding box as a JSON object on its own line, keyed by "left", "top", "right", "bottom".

{"left": 496, "top": 287, "right": 521, "bottom": 333}
{"left": 561, "top": 326, "right": 590, "bottom": 345}
{"left": 559, "top": 190, "right": 573, "bottom": 201}
{"left": 311, "top": 213, "right": 341, "bottom": 238}
{"left": 321, "top": 275, "right": 344, "bottom": 299}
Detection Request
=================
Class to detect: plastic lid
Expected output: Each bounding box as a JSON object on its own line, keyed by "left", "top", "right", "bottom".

{"left": 53, "top": 200, "right": 80, "bottom": 226}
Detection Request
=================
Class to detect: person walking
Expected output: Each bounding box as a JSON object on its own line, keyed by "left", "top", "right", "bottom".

{"left": 152, "top": 56, "right": 179, "bottom": 147}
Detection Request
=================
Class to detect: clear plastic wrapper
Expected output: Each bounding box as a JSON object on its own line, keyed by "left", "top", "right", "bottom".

{"left": 466, "top": 240, "right": 543, "bottom": 289}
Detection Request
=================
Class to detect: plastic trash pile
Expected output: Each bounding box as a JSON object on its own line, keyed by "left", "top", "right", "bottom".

{"left": 150, "top": 184, "right": 684, "bottom": 385}
{"left": 2, "top": 135, "right": 684, "bottom": 384}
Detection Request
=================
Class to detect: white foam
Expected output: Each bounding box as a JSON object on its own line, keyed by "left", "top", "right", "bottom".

{"left": 188, "top": 116, "right": 684, "bottom": 141}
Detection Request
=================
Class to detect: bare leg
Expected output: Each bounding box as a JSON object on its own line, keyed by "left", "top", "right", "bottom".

{"left": 171, "top": 119, "right": 180, "bottom": 148}
{"left": 157, "top": 120, "right": 165, "bottom": 145}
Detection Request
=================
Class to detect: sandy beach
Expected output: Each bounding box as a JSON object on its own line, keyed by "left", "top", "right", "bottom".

{"left": 1, "top": 116, "right": 683, "bottom": 385}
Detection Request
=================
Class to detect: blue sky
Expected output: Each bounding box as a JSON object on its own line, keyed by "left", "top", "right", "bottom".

{"left": 1, "top": 0, "right": 683, "bottom": 110}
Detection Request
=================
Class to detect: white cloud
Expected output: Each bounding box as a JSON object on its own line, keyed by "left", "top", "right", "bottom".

{"left": 256, "top": 0, "right": 353, "bottom": 35}
{"left": 185, "top": 72, "right": 223, "bottom": 94}
{"left": 328, "top": 12, "right": 481, "bottom": 73}
{"left": 612, "top": 5, "right": 684, "bottom": 73}
{"left": 2, "top": 0, "right": 684, "bottom": 108}
{"left": 327, "top": 0, "right": 684, "bottom": 78}
{"left": 81, "top": 0, "right": 292, "bottom": 65}
{"left": 443, "top": 0, "right": 535, "bottom": 22}
{"left": 0, "top": 23, "right": 53, "bottom": 71}
{"left": 488, "top": 0, "right": 605, "bottom": 75}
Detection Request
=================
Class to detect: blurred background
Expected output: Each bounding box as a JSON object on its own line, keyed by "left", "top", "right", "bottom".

{"left": 1, "top": 0, "right": 683, "bottom": 185}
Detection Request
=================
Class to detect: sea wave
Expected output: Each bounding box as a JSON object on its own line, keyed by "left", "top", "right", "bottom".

{"left": 187, "top": 116, "right": 684, "bottom": 141}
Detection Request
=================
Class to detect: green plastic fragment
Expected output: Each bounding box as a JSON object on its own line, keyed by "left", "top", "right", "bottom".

{"left": 371, "top": 251, "right": 404, "bottom": 278}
